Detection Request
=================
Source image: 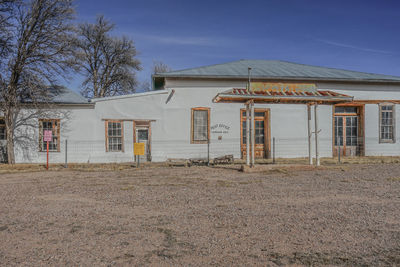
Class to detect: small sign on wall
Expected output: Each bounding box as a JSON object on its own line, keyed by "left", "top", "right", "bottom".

{"left": 134, "top": 143, "right": 145, "bottom": 156}
{"left": 43, "top": 130, "right": 52, "bottom": 142}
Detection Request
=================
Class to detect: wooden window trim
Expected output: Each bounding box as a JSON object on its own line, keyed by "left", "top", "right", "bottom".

{"left": 105, "top": 120, "right": 124, "bottom": 152}
{"left": 39, "top": 119, "right": 61, "bottom": 152}
{"left": 191, "top": 107, "right": 210, "bottom": 144}
{"left": 379, "top": 103, "right": 396, "bottom": 144}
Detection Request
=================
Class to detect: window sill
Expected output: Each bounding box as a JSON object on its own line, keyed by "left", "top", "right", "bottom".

{"left": 191, "top": 140, "right": 209, "bottom": 144}
{"left": 379, "top": 140, "right": 396, "bottom": 144}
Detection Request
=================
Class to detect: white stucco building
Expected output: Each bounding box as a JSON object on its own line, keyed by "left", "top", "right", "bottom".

{"left": 2, "top": 60, "right": 400, "bottom": 163}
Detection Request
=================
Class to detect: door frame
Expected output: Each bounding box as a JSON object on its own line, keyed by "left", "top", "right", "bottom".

{"left": 332, "top": 103, "right": 365, "bottom": 156}
{"left": 133, "top": 121, "right": 152, "bottom": 161}
{"left": 240, "top": 108, "right": 271, "bottom": 159}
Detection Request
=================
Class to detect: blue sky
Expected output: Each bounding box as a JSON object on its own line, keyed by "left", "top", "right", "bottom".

{"left": 67, "top": 0, "right": 400, "bottom": 92}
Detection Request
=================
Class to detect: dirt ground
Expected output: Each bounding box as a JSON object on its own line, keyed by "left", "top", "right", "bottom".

{"left": 0, "top": 163, "right": 399, "bottom": 266}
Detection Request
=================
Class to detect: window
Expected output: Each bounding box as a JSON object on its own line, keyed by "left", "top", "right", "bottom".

{"left": 106, "top": 120, "right": 124, "bottom": 152}
{"left": 39, "top": 119, "right": 60, "bottom": 152}
{"left": 379, "top": 104, "right": 395, "bottom": 143}
{"left": 335, "top": 106, "right": 358, "bottom": 114}
{"left": 0, "top": 118, "right": 5, "bottom": 140}
{"left": 191, "top": 108, "right": 210, "bottom": 143}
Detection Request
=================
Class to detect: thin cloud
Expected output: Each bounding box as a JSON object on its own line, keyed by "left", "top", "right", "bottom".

{"left": 315, "top": 38, "right": 397, "bottom": 55}
{"left": 132, "top": 33, "right": 223, "bottom": 46}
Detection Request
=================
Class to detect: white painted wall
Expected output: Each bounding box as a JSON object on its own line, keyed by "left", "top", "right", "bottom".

{"left": 10, "top": 79, "right": 400, "bottom": 163}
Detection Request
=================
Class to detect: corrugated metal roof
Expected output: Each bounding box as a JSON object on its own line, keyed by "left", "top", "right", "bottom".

{"left": 48, "top": 86, "right": 90, "bottom": 104}
{"left": 154, "top": 60, "right": 400, "bottom": 83}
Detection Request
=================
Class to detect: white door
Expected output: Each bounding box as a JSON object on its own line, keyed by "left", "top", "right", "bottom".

{"left": 136, "top": 128, "right": 149, "bottom": 162}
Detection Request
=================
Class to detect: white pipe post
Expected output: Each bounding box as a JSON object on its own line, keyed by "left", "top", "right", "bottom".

{"left": 246, "top": 104, "right": 250, "bottom": 166}
{"left": 307, "top": 104, "right": 312, "bottom": 165}
{"left": 314, "top": 104, "right": 320, "bottom": 166}
{"left": 250, "top": 101, "right": 255, "bottom": 167}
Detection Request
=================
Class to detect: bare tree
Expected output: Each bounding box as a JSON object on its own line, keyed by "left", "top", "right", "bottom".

{"left": 0, "top": 0, "right": 15, "bottom": 59}
{"left": 139, "top": 60, "right": 171, "bottom": 92}
{"left": 75, "top": 15, "right": 141, "bottom": 98}
{"left": 0, "top": 0, "right": 76, "bottom": 164}
{"left": 152, "top": 60, "right": 171, "bottom": 74}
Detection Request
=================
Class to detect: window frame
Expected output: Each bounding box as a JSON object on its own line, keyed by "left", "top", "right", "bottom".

{"left": 0, "top": 118, "right": 6, "bottom": 141}
{"left": 379, "top": 104, "right": 396, "bottom": 143}
{"left": 191, "top": 107, "right": 210, "bottom": 144}
{"left": 39, "top": 119, "right": 61, "bottom": 152}
{"left": 105, "top": 120, "right": 124, "bottom": 152}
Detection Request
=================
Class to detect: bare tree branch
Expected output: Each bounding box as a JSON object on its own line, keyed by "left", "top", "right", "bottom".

{"left": 74, "top": 15, "right": 141, "bottom": 98}
{"left": 0, "top": 0, "right": 76, "bottom": 164}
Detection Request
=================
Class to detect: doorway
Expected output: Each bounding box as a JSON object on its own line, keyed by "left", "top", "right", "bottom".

{"left": 134, "top": 121, "right": 151, "bottom": 162}
{"left": 333, "top": 105, "right": 364, "bottom": 156}
{"left": 240, "top": 108, "right": 270, "bottom": 159}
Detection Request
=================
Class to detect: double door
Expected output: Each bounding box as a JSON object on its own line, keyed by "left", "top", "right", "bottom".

{"left": 241, "top": 109, "right": 270, "bottom": 159}
{"left": 334, "top": 106, "right": 363, "bottom": 156}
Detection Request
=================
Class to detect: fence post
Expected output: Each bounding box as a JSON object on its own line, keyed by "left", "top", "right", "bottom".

{"left": 273, "top": 137, "right": 276, "bottom": 164}
{"left": 64, "top": 139, "right": 68, "bottom": 168}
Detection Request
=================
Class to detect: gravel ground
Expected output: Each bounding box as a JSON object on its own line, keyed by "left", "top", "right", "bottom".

{"left": 0, "top": 164, "right": 399, "bottom": 266}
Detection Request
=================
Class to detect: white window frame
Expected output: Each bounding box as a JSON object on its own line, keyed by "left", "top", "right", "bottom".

{"left": 379, "top": 104, "right": 396, "bottom": 143}
{"left": 105, "top": 120, "right": 124, "bottom": 152}
{"left": 39, "top": 119, "right": 61, "bottom": 152}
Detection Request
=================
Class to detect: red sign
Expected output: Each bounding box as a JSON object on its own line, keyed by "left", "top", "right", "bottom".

{"left": 43, "top": 130, "right": 52, "bottom": 142}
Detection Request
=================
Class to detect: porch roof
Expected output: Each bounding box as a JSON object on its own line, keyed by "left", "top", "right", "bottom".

{"left": 213, "top": 88, "right": 353, "bottom": 104}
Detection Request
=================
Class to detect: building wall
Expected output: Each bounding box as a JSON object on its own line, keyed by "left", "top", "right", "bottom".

{"left": 11, "top": 79, "right": 400, "bottom": 163}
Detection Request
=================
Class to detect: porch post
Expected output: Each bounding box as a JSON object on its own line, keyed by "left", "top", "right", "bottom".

{"left": 307, "top": 104, "right": 312, "bottom": 165}
{"left": 250, "top": 101, "right": 255, "bottom": 167}
{"left": 314, "top": 104, "right": 320, "bottom": 166}
{"left": 246, "top": 103, "right": 250, "bottom": 166}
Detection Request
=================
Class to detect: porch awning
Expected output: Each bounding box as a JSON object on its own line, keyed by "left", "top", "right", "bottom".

{"left": 213, "top": 88, "right": 353, "bottom": 104}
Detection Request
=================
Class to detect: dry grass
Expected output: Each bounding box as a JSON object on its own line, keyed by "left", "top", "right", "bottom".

{"left": 1, "top": 155, "right": 399, "bottom": 174}
{"left": 0, "top": 164, "right": 399, "bottom": 265}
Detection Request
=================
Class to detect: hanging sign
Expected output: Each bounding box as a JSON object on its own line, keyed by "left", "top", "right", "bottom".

{"left": 251, "top": 82, "right": 317, "bottom": 93}
{"left": 134, "top": 143, "right": 145, "bottom": 156}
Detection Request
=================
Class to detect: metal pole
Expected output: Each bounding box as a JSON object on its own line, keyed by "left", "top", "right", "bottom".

{"left": 273, "top": 137, "right": 276, "bottom": 164}
{"left": 64, "top": 139, "right": 68, "bottom": 168}
{"left": 251, "top": 101, "right": 255, "bottom": 167}
{"left": 46, "top": 141, "right": 49, "bottom": 170}
{"left": 248, "top": 67, "right": 252, "bottom": 92}
{"left": 314, "top": 104, "right": 320, "bottom": 166}
{"left": 246, "top": 104, "right": 250, "bottom": 166}
{"left": 207, "top": 138, "right": 210, "bottom": 166}
{"left": 307, "top": 105, "right": 313, "bottom": 165}
{"left": 137, "top": 155, "right": 140, "bottom": 168}
{"left": 338, "top": 136, "right": 341, "bottom": 163}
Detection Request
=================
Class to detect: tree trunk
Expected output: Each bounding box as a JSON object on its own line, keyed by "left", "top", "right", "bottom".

{"left": 5, "top": 108, "right": 15, "bottom": 164}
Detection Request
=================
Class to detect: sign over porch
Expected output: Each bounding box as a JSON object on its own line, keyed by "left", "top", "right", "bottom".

{"left": 213, "top": 87, "right": 353, "bottom": 105}
{"left": 250, "top": 82, "right": 317, "bottom": 93}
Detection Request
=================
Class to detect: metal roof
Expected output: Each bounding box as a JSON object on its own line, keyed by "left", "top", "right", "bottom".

{"left": 213, "top": 88, "right": 353, "bottom": 104}
{"left": 47, "top": 86, "right": 90, "bottom": 105}
{"left": 154, "top": 60, "right": 400, "bottom": 83}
